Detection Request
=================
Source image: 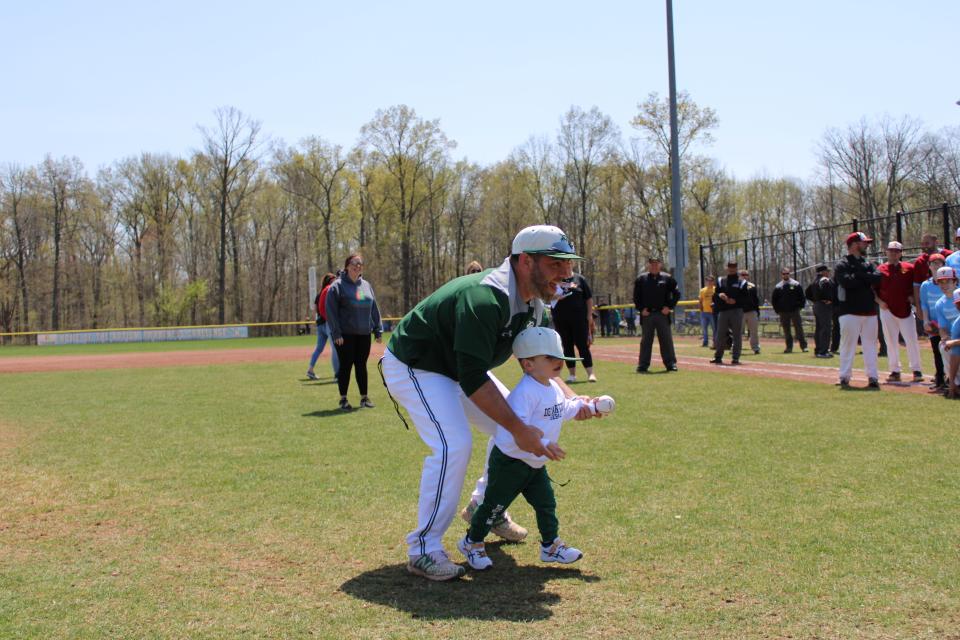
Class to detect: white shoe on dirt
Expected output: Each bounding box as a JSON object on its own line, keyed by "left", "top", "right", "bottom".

{"left": 587, "top": 373, "right": 597, "bottom": 383}
{"left": 460, "top": 500, "right": 528, "bottom": 542}
{"left": 566, "top": 373, "right": 577, "bottom": 383}
{"left": 406, "top": 550, "right": 466, "bottom": 581}
{"left": 457, "top": 536, "right": 493, "bottom": 570}
{"left": 540, "top": 537, "right": 583, "bottom": 564}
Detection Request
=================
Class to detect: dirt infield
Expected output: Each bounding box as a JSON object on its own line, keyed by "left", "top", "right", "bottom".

{"left": 0, "top": 340, "right": 936, "bottom": 395}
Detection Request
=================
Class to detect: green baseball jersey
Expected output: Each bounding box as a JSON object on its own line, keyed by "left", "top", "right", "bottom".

{"left": 388, "top": 258, "right": 546, "bottom": 386}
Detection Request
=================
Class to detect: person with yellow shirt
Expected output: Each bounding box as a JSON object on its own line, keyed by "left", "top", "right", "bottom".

{"left": 698, "top": 275, "right": 717, "bottom": 347}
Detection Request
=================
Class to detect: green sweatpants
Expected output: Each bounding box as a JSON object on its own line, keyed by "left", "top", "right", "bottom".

{"left": 468, "top": 446, "right": 558, "bottom": 544}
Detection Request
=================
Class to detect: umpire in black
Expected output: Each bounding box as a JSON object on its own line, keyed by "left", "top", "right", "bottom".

{"left": 811, "top": 264, "right": 836, "bottom": 358}
{"left": 633, "top": 257, "right": 680, "bottom": 372}
{"left": 710, "top": 261, "right": 746, "bottom": 365}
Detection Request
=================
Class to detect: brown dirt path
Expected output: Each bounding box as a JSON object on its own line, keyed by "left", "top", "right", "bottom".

{"left": 0, "top": 341, "right": 936, "bottom": 395}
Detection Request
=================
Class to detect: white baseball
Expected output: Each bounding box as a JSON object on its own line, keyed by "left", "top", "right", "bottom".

{"left": 593, "top": 395, "right": 615, "bottom": 414}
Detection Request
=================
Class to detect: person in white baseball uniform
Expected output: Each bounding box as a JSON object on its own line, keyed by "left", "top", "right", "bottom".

{"left": 381, "top": 225, "right": 591, "bottom": 581}
{"left": 875, "top": 241, "right": 924, "bottom": 383}
{"left": 457, "top": 327, "right": 606, "bottom": 571}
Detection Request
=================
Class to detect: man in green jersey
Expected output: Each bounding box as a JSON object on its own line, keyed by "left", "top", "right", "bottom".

{"left": 381, "top": 225, "right": 592, "bottom": 581}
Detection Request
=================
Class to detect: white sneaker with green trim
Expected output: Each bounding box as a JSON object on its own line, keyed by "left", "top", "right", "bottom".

{"left": 460, "top": 500, "right": 528, "bottom": 542}
{"left": 406, "top": 550, "right": 466, "bottom": 581}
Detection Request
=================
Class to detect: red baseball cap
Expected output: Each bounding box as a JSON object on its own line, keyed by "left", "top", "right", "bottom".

{"left": 930, "top": 253, "right": 946, "bottom": 263}
{"left": 845, "top": 231, "right": 873, "bottom": 245}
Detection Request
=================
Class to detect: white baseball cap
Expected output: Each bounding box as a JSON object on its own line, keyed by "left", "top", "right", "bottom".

{"left": 953, "top": 288, "right": 960, "bottom": 304}
{"left": 887, "top": 241, "right": 903, "bottom": 251}
{"left": 935, "top": 266, "right": 958, "bottom": 281}
{"left": 512, "top": 327, "right": 581, "bottom": 361}
{"left": 512, "top": 225, "right": 582, "bottom": 260}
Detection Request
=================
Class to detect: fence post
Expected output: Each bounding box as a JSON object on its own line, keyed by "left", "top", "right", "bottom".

{"left": 944, "top": 202, "right": 951, "bottom": 251}
{"left": 792, "top": 232, "right": 799, "bottom": 276}
{"left": 699, "top": 244, "right": 705, "bottom": 288}
{"left": 743, "top": 239, "right": 749, "bottom": 269}
{"left": 895, "top": 211, "right": 903, "bottom": 244}
{"left": 852, "top": 218, "right": 858, "bottom": 232}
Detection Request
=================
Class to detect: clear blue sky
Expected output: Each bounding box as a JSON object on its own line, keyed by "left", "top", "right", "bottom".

{"left": 3, "top": 0, "right": 957, "bottom": 181}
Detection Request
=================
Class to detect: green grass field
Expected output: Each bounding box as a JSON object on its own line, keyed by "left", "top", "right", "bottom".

{"left": 2, "top": 343, "right": 959, "bottom": 638}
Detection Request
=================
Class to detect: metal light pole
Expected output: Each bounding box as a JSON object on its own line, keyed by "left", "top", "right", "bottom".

{"left": 666, "top": 0, "right": 686, "bottom": 297}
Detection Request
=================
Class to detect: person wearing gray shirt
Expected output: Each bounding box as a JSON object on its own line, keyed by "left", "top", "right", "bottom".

{"left": 326, "top": 253, "right": 383, "bottom": 410}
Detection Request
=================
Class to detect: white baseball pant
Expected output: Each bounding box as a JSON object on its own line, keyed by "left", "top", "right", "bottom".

{"left": 380, "top": 349, "right": 506, "bottom": 558}
{"left": 838, "top": 314, "right": 879, "bottom": 382}
{"left": 879, "top": 308, "right": 922, "bottom": 374}
{"left": 938, "top": 342, "right": 960, "bottom": 385}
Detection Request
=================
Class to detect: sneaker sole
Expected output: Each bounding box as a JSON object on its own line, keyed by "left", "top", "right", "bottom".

{"left": 406, "top": 563, "right": 465, "bottom": 581}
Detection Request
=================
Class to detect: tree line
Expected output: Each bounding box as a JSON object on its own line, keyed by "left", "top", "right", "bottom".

{"left": 2, "top": 98, "right": 959, "bottom": 334}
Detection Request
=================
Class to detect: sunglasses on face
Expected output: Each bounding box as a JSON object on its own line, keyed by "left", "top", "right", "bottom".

{"left": 350, "top": 261, "right": 363, "bottom": 267}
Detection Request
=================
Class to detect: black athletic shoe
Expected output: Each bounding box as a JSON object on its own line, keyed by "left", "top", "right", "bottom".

{"left": 339, "top": 397, "right": 353, "bottom": 411}
{"left": 666, "top": 364, "right": 678, "bottom": 372}
{"left": 912, "top": 371, "right": 924, "bottom": 383}
{"left": 636, "top": 366, "right": 648, "bottom": 373}
{"left": 867, "top": 378, "right": 881, "bottom": 389}
{"left": 709, "top": 358, "right": 722, "bottom": 365}
{"left": 838, "top": 378, "right": 850, "bottom": 388}
{"left": 730, "top": 359, "right": 741, "bottom": 365}
{"left": 782, "top": 349, "right": 793, "bottom": 354}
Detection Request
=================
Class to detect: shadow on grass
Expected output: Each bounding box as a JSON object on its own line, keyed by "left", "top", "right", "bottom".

{"left": 302, "top": 408, "right": 352, "bottom": 418}
{"left": 301, "top": 379, "right": 338, "bottom": 385}
{"left": 339, "top": 542, "right": 600, "bottom": 621}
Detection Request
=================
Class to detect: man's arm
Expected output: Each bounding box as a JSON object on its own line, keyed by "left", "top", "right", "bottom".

{"left": 468, "top": 380, "right": 558, "bottom": 460}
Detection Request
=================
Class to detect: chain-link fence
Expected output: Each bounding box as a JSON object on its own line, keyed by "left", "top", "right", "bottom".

{"left": 699, "top": 203, "right": 959, "bottom": 301}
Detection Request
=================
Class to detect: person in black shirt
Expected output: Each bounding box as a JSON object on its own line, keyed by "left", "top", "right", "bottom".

{"left": 711, "top": 261, "right": 746, "bottom": 365}
{"left": 811, "top": 265, "right": 835, "bottom": 358}
{"left": 739, "top": 269, "right": 762, "bottom": 354}
{"left": 633, "top": 257, "right": 680, "bottom": 372}
{"left": 771, "top": 268, "right": 808, "bottom": 353}
{"left": 834, "top": 232, "right": 883, "bottom": 388}
{"left": 552, "top": 273, "right": 597, "bottom": 382}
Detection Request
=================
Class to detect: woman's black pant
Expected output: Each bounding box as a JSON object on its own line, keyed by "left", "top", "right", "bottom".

{"left": 554, "top": 316, "right": 593, "bottom": 368}
{"left": 335, "top": 334, "right": 372, "bottom": 397}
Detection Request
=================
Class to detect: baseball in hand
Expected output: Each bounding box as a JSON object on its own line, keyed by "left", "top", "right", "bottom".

{"left": 593, "top": 395, "right": 615, "bottom": 415}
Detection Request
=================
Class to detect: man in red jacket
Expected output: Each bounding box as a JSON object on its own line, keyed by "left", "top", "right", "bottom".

{"left": 876, "top": 241, "right": 923, "bottom": 383}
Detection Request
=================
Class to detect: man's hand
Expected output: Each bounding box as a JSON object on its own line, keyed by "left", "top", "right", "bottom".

{"left": 660, "top": 306, "right": 671, "bottom": 315}
{"left": 334, "top": 337, "right": 344, "bottom": 346}
{"left": 544, "top": 442, "right": 566, "bottom": 460}
{"left": 924, "top": 321, "right": 932, "bottom": 335}
{"left": 641, "top": 309, "right": 651, "bottom": 317}
{"left": 375, "top": 335, "right": 383, "bottom": 344}
{"left": 878, "top": 300, "right": 889, "bottom": 310}
{"left": 514, "top": 424, "right": 558, "bottom": 460}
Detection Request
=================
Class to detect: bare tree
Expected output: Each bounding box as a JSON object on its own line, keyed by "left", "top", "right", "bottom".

{"left": 275, "top": 137, "right": 351, "bottom": 273}
{"left": 558, "top": 106, "right": 620, "bottom": 259}
{"left": 360, "top": 105, "right": 454, "bottom": 310}
{"left": 40, "top": 156, "right": 83, "bottom": 330}
{"left": 198, "top": 106, "right": 263, "bottom": 323}
{"left": 512, "top": 135, "right": 569, "bottom": 227}
{"left": 1, "top": 165, "right": 39, "bottom": 329}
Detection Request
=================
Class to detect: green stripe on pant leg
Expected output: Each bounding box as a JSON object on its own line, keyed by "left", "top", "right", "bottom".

{"left": 467, "top": 446, "right": 536, "bottom": 542}
{"left": 521, "top": 466, "right": 558, "bottom": 543}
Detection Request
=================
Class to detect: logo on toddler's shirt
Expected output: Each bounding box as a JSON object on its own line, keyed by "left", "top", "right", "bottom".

{"left": 542, "top": 403, "right": 562, "bottom": 420}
